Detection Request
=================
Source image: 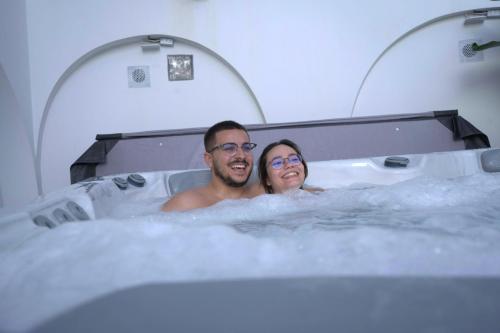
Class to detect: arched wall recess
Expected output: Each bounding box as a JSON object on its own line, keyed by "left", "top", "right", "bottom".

{"left": 351, "top": 6, "right": 500, "bottom": 117}
{"left": 37, "top": 34, "right": 265, "bottom": 194}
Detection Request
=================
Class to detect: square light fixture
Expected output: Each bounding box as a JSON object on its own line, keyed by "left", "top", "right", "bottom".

{"left": 167, "top": 55, "right": 194, "bottom": 81}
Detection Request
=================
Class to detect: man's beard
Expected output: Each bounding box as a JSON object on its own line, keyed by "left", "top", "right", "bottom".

{"left": 213, "top": 159, "right": 252, "bottom": 188}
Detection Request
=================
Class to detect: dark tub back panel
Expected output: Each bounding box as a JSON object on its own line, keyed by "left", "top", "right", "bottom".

{"left": 71, "top": 111, "right": 489, "bottom": 183}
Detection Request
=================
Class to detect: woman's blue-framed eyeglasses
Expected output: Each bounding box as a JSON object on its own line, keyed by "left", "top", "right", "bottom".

{"left": 269, "top": 154, "right": 303, "bottom": 170}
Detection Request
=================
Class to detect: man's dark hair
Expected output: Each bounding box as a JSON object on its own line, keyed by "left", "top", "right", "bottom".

{"left": 204, "top": 120, "right": 248, "bottom": 152}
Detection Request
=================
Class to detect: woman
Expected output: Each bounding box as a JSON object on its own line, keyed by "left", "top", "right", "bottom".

{"left": 258, "top": 139, "right": 309, "bottom": 194}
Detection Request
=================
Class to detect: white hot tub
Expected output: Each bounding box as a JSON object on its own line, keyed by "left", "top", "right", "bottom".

{"left": 1, "top": 148, "right": 500, "bottom": 332}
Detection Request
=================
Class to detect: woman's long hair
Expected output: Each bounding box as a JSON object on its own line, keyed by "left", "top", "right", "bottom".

{"left": 258, "top": 139, "right": 308, "bottom": 194}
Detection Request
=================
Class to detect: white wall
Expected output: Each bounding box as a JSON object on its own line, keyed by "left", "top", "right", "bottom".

{"left": 0, "top": 67, "right": 38, "bottom": 209}
{"left": 1, "top": 0, "right": 499, "bottom": 206}
{"left": 25, "top": 1, "right": 500, "bottom": 142}
{"left": 0, "top": 0, "right": 38, "bottom": 209}
{"left": 355, "top": 14, "right": 500, "bottom": 146}
{"left": 40, "top": 39, "right": 263, "bottom": 192}
{"left": 0, "top": 0, "right": 33, "bottom": 141}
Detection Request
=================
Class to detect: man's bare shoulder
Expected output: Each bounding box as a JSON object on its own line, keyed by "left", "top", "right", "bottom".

{"left": 161, "top": 186, "right": 215, "bottom": 212}
{"left": 244, "top": 182, "right": 265, "bottom": 197}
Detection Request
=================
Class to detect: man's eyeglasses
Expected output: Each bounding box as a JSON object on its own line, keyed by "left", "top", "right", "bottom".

{"left": 208, "top": 142, "right": 257, "bottom": 155}
{"left": 269, "top": 154, "right": 303, "bottom": 170}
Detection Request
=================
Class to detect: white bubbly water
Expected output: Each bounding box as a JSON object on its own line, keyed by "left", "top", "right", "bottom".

{"left": 1, "top": 173, "right": 500, "bottom": 331}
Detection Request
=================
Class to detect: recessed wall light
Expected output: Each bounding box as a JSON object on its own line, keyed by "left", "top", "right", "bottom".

{"left": 167, "top": 55, "right": 194, "bottom": 81}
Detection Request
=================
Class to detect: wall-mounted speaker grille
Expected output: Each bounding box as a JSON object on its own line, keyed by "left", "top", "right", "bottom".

{"left": 458, "top": 39, "right": 484, "bottom": 63}
{"left": 462, "top": 44, "right": 477, "bottom": 58}
{"left": 128, "top": 66, "right": 151, "bottom": 88}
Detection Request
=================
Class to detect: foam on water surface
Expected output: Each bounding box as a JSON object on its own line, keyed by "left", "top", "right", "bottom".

{"left": 1, "top": 173, "right": 500, "bottom": 331}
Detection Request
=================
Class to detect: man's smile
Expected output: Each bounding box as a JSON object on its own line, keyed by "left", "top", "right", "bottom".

{"left": 229, "top": 160, "right": 249, "bottom": 171}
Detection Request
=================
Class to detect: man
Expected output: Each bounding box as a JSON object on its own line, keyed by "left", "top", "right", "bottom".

{"left": 161, "top": 120, "right": 262, "bottom": 212}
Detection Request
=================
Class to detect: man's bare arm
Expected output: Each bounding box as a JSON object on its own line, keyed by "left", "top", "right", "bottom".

{"left": 162, "top": 194, "right": 189, "bottom": 212}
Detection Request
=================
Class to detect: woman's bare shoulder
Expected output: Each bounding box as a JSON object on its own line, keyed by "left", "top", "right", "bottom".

{"left": 303, "top": 185, "right": 324, "bottom": 193}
